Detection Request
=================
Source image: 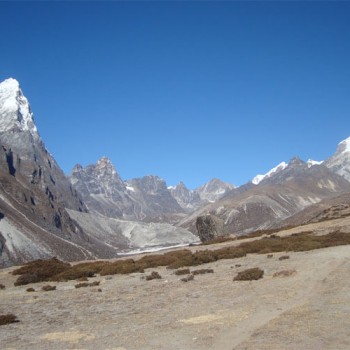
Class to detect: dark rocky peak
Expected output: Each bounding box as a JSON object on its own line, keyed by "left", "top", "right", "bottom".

{"left": 288, "top": 156, "right": 306, "bottom": 168}
{"left": 130, "top": 175, "right": 168, "bottom": 194}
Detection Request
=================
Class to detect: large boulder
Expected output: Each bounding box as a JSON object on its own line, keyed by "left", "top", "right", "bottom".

{"left": 196, "top": 214, "right": 224, "bottom": 243}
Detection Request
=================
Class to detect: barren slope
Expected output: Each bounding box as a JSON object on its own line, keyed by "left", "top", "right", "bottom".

{"left": 1, "top": 220, "right": 350, "bottom": 349}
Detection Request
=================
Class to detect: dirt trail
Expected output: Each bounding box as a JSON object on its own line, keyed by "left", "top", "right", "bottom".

{"left": 0, "top": 245, "right": 349, "bottom": 349}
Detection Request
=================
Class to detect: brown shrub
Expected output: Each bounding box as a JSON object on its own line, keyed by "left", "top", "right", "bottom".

{"left": 233, "top": 268, "right": 264, "bottom": 281}
{"left": 279, "top": 255, "right": 290, "bottom": 261}
{"left": 13, "top": 258, "right": 70, "bottom": 285}
{"left": 273, "top": 270, "right": 297, "bottom": 278}
{"left": 174, "top": 268, "right": 191, "bottom": 275}
{"left": 0, "top": 283, "right": 5, "bottom": 290}
{"left": 166, "top": 250, "right": 194, "bottom": 269}
{"left": 0, "top": 314, "right": 18, "bottom": 326}
{"left": 77, "top": 277, "right": 88, "bottom": 282}
{"left": 192, "top": 250, "right": 217, "bottom": 265}
{"left": 192, "top": 268, "right": 214, "bottom": 275}
{"left": 146, "top": 271, "right": 162, "bottom": 281}
{"left": 267, "top": 254, "right": 273, "bottom": 258}
{"left": 26, "top": 288, "right": 35, "bottom": 292}
{"left": 52, "top": 261, "right": 109, "bottom": 281}
{"left": 100, "top": 259, "right": 144, "bottom": 276}
{"left": 181, "top": 274, "right": 194, "bottom": 282}
{"left": 41, "top": 285, "right": 56, "bottom": 291}
{"left": 215, "top": 246, "right": 246, "bottom": 260}
{"left": 75, "top": 282, "right": 89, "bottom": 288}
{"left": 14, "top": 273, "right": 40, "bottom": 286}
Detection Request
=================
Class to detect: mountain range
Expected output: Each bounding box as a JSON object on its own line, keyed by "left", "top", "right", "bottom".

{"left": 0, "top": 77, "right": 349, "bottom": 266}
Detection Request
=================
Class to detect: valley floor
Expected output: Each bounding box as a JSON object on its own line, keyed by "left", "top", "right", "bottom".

{"left": 1, "top": 240, "right": 350, "bottom": 349}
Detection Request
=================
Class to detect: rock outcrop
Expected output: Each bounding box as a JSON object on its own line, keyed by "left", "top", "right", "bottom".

{"left": 196, "top": 214, "right": 225, "bottom": 243}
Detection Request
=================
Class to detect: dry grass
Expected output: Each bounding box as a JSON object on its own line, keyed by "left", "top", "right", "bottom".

{"left": 181, "top": 274, "right": 194, "bottom": 282}
{"left": 11, "top": 231, "right": 350, "bottom": 285}
{"left": 279, "top": 255, "right": 290, "bottom": 261}
{"left": 75, "top": 281, "right": 100, "bottom": 289}
{"left": 273, "top": 270, "right": 297, "bottom": 278}
{"left": 192, "top": 268, "right": 214, "bottom": 275}
{"left": 233, "top": 268, "right": 264, "bottom": 281}
{"left": 146, "top": 271, "right": 162, "bottom": 281}
{"left": 0, "top": 314, "right": 18, "bottom": 326}
{"left": 174, "top": 268, "right": 191, "bottom": 276}
{"left": 41, "top": 285, "right": 56, "bottom": 291}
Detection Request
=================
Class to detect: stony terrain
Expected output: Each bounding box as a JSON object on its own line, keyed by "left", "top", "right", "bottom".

{"left": 1, "top": 218, "right": 350, "bottom": 350}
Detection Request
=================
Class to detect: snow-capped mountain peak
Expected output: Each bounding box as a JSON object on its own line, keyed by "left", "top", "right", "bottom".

{"left": 337, "top": 136, "right": 350, "bottom": 154}
{"left": 307, "top": 159, "right": 324, "bottom": 168}
{"left": 0, "top": 78, "right": 38, "bottom": 137}
{"left": 252, "top": 161, "right": 288, "bottom": 185}
{"left": 324, "top": 136, "right": 350, "bottom": 182}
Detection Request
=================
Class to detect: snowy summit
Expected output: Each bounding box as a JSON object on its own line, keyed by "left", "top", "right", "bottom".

{"left": 0, "top": 78, "right": 38, "bottom": 137}
{"left": 252, "top": 161, "right": 288, "bottom": 185}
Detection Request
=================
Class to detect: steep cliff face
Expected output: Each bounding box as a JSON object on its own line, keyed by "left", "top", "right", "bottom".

{"left": 0, "top": 79, "right": 94, "bottom": 266}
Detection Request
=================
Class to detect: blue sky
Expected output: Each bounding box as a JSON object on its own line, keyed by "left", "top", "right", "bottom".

{"left": 1, "top": 2, "right": 350, "bottom": 189}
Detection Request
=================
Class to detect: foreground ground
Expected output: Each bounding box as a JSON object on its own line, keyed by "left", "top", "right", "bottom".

{"left": 1, "top": 219, "right": 350, "bottom": 349}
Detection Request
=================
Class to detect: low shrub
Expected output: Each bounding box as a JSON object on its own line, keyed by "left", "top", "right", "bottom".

{"left": 146, "top": 271, "right": 162, "bottom": 281}
{"left": 14, "top": 273, "right": 40, "bottom": 286}
{"left": 233, "top": 268, "right": 264, "bottom": 281}
{"left": 273, "top": 269, "right": 296, "bottom": 278}
{"left": 279, "top": 255, "right": 290, "bottom": 261}
{"left": 41, "top": 285, "right": 56, "bottom": 291}
{"left": 267, "top": 254, "right": 273, "bottom": 258}
{"left": 174, "top": 268, "right": 191, "bottom": 275}
{"left": 26, "top": 288, "right": 35, "bottom": 292}
{"left": 75, "top": 281, "right": 100, "bottom": 289}
{"left": 181, "top": 274, "right": 194, "bottom": 282}
{"left": 0, "top": 314, "right": 18, "bottom": 326}
{"left": 0, "top": 283, "right": 5, "bottom": 290}
{"left": 192, "top": 268, "right": 214, "bottom": 275}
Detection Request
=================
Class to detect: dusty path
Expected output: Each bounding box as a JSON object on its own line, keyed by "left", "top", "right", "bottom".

{"left": 0, "top": 245, "right": 349, "bottom": 349}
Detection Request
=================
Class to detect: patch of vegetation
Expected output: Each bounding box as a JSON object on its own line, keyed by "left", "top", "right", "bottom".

{"left": 174, "top": 268, "right": 191, "bottom": 275}
{"left": 13, "top": 258, "right": 70, "bottom": 285}
{"left": 41, "top": 285, "right": 56, "bottom": 291}
{"left": 192, "top": 268, "right": 214, "bottom": 275}
{"left": 0, "top": 314, "right": 18, "bottom": 326}
{"left": 0, "top": 283, "right": 5, "bottom": 290}
{"left": 236, "top": 226, "right": 297, "bottom": 240}
{"left": 233, "top": 267, "right": 264, "bottom": 281}
{"left": 75, "top": 281, "right": 101, "bottom": 288}
{"left": 11, "top": 231, "right": 350, "bottom": 285}
{"left": 146, "top": 271, "right": 162, "bottom": 281}
{"left": 279, "top": 255, "right": 290, "bottom": 260}
{"left": 273, "top": 270, "right": 296, "bottom": 278}
{"left": 181, "top": 274, "right": 194, "bottom": 282}
{"left": 267, "top": 254, "right": 273, "bottom": 258}
{"left": 26, "top": 288, "right": 35, "bottom": 292}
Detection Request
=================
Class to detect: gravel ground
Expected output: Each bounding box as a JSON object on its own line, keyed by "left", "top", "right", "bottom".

{"left": 1, "top": 242, "right": 350, "bottom": 349}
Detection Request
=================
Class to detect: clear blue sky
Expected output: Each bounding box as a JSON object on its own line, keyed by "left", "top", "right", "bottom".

{"left": 1, "top": 1, "right": 350, "bottom": 189}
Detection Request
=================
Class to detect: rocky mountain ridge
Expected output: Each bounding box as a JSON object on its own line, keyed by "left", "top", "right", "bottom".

{"left": 0, "top": 78, "right": 197, "bottom": 266}
{"left": 70, "top": 159, "right": 235, "bottom": 222}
